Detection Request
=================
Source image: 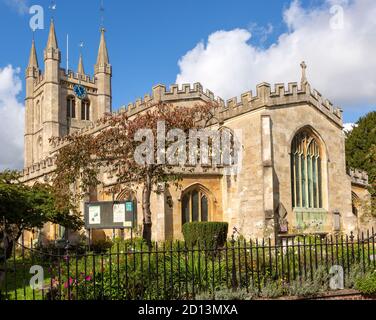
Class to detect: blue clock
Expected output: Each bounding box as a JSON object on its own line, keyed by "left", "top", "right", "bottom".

{"left": 73, "top": 84, "right": 87, "bottom": 99}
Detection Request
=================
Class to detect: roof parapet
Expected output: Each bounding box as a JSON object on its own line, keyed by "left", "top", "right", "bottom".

{"left": 43, "top": 79, "right": 345, "bottom": 153}
{"left": 22, "top": 156, "right": 57, "bottom": 182}
{"left": 349, "top": 168, "right": 369, "bottom": 187}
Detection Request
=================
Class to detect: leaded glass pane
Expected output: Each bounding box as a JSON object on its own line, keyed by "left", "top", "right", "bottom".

{"left": 192, "top": 191, "right": 199, "bottom": 222}
{"left": 313, "top": 157, "right": 318, "bottom": 208}
{"left": 67, "top": 99, "right": 71, "bottom": 118}
{"left": 308, "top": 156, "right": 313, "bottom": 208}
{"left": 318, "top": 159, "right": 322, "bottom": 208}
{"left": 182, "top": 194, "right": 190, "bottom": 226}
{"left": 301, "top": 155, "right": 306, "bottom": 207}
{"left": 295, "top": 153, "right": 300, "bottom": 207}
{"left": 71, "top": 100, "right": 75, "bottom": 118}
{"left": 201, "top": 195, "right": 208, "bottom": 222}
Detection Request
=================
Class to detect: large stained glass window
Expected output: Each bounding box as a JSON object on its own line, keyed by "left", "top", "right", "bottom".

{"left": 291, "top": 130, "right": 322, "bottom": 209}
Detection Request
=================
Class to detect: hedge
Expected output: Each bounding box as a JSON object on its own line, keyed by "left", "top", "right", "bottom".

{"left": 182, "top": 222, "right": 228, "bottom": 250}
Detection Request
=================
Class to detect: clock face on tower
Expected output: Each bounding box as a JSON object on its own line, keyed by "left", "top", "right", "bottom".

{"left": 73, "top": 84, "right": 87, "bottom": 99}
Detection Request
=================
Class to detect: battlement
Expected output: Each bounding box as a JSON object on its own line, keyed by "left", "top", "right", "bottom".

{"left": 37, "top": 80, "right": 345, "bottom": 156}
{"left": 349, "top": 168, "right": 369, "bottom": 187}
{"left": 152, "top": 82, "right": 215, "bottom": 101}
{"left": 50, "top": 120, "right": 108, "bottom": 150}
{"left": 22, "top": 155, "right": 57, "bottom": 182}
{"left": 61, "top": 69, "right": 96, "bottom": 84}
{"left": 217, "top": 82, "right": 343, "bottom": 125}
{"left": 117, "top": 81, "right": 343, "bottom": 126}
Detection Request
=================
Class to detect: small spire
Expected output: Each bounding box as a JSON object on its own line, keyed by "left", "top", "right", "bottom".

{"left": 96, "top": 28, "right": 109, "bottom": 66}
{"left": 28, "top": 39, "right": 39, "bottom": 69}
{"left": 77, "top": 54, "right": 85, "bottom": 74}
{"left": 47, "top": 19, "right": 58, "bottom": 49}
{"left": 300, "top": 61, "right": 308, "bottom": 85}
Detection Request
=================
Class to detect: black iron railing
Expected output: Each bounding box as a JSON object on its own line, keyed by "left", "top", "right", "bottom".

{"left": 0, "top": 229, "right": 375, "bottom": 300}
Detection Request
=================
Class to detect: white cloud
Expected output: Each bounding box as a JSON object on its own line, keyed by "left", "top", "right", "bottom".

{"left": 176, "top": 0, "right": 376, "bottom": 111}
{"left": 343, "top": 123, "right": 355, "bottom": 132}
{"left": 0, "top": 65, "right": 24, "bottom": 170}
{"left": 3, "top": 0, "right": 29, "bottom": 15}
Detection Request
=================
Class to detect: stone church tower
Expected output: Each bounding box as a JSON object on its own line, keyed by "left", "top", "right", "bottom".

{"left": 24, "top": 20, "right": 112, "bottom": 168}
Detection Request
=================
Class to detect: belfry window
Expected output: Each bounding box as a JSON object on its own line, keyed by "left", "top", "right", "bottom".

{"left": 291, "top": 130, "right": 322, "bottom": 209}
{"left": 67, "top": 96, "right": 76, "bottom": 119}
{"left": 81, "top": 99, "right": 90, "bottom": 121}
{"left": 182, "top": 188, "right": 209, "bottom": 226}
{"left": 35, "top": 100, "right": 41, "bottom": 126}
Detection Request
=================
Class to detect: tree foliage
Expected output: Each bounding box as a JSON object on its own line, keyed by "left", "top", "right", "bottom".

{"left": 52, "top": 102, "right": 219, "bottom": 246}
{"left": 345, "top": 111, "right": 376, "bottom": 214}
{"left": 0, "top": 170, "right": 83, "bottom": 259}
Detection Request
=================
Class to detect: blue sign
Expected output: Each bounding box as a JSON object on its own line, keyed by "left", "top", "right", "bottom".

{"left": 126, "top": 201, "right": 133, "bottom": 212}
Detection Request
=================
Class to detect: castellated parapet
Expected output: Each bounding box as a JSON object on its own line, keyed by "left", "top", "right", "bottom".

{"left": 22, "top": 80, "right": 344, "bottom": 182}
{"left": 31, "top": 68, "right": 97, "bottom": 92}
{"left": 216, "top": 82, "right": 343, "bottom": 126}
{"left": 63, "top": 68, "right": 96, "bottom": 84}
{"left": 51, "top": 80, "right": 343, "bottom": 150}
{"left": 22, "top": 155, "right": 57, "bottom": 182}
{"left": 119, "top": 81, "right": 343, "bottom": 126}
{"left": 349, "top": 168, "right": 369, "bottom": 187}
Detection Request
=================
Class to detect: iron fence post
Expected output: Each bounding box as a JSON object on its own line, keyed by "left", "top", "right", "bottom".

{"left": 231, "top": 233, "right": 237, "bottom": 291}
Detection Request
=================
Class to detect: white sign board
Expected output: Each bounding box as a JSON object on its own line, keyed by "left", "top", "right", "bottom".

{"left": 113, "top": 203, "right": 126, "bottom": 223}
{"left": 123, "top": 221, "right": 133, "bottom": 228}
{"left": 88, "top": 206, "right": 101, "bottom": 225}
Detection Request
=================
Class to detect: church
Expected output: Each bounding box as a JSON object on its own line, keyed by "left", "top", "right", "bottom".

{"left": 22, "top": 20, "right": 372, "bottom": 243}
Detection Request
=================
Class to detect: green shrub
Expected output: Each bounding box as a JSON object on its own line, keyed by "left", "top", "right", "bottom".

{"left": 355, "top": 270, "right": 376, "bottom": 296}
{"left": 287, "top": 279, "right": 321, "bottom": 298}
{"left": 182, "top": 222, "right": 228, "bottom": 250}
{"left": 260, "top": 281, "right": 284, "bottom": 299}
{"left": 312, "top": 265, "right": 331, "bottom": 291}
{"left": 91, "top": 239, "right": 113, "bottom": 254}
{"left": 111, "top": 237, "right": 147, "bottom": 252}
{"left": 347, "top": 263, "right": 363, "bottom": 289}
{"left": 196, "top": 287, "right": 255, "bottom": 300}
{"left": 286, "top": 266, "right": 329, "bottom": 298}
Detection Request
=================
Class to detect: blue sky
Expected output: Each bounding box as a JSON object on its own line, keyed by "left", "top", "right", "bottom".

{"left": 1, "top": 0, "right": 351, "bottom": 112}
{"left": 0, "top": 0, "right": 375, "bottom": 169}
{"left": 0, "top": 0, "right": 292, "bottom": 108}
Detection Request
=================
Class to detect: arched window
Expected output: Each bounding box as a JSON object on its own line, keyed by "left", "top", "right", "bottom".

{"left": 291, "top": 129, "right": 322, "bottom": 209}
{"left": 40, "top": 96, "right": 44, "bottom": 124}
{"left": 67, "top": 96, "right": 76, "bottom": 119}
{"left": 55, "top": 225, "right": 66, "bottom": 240}
{"left": 81, "top": 99, "right": 90, "bottom": 121}
{"left": 35, "top": 100, "right": 41, "bottom": 126}
{"left": 182, "top": 187, "right": 209, "bottom": 226}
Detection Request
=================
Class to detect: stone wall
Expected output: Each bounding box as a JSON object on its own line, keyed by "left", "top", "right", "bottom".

{"left": 21, "top": 80, "right": 371, "bottom": 242}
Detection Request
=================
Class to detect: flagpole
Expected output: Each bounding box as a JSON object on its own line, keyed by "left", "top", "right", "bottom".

{"left": 66, "top": 34, "right": 69, "bottom": 73}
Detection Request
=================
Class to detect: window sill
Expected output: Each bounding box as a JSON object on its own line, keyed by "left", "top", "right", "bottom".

{"left": 293, "top": 208, "right": 327, "bottom": 214}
